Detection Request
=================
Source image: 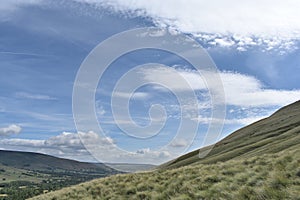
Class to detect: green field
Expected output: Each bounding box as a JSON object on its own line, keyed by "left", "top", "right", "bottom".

{"left": 0, "top": 164, "right": 48, "bottom": 184}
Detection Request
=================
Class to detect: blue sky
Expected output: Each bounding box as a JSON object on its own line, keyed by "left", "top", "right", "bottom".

{"left": 0, "top": 0, "right": 299, "bottom": 164}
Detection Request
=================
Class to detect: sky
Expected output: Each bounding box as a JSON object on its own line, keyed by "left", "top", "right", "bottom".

{"left": 0, "top": 0, "right": 299, "bottom": 164}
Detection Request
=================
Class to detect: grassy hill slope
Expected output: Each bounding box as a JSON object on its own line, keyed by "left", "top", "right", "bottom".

{"left": 30, "top": 100, "right": 300, "bottom": 200}
{"left": 159, "top": 100, "right": 300, "bottom": 169}
{"left": 30, "top": 144, "right": 300, "bottom": 200}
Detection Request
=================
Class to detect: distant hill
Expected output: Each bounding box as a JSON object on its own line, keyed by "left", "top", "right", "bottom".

{"left": 30, "top": 100, "right": 300, "bottom": 200}
{"left": 0, "top": 150, "right": 116, "bottom": 173}
{"left": 0, "top": 150, "right": 119, "bottom": 199}
{"left": 159, "top": 100, "right": 300, "bottom": 169}
{"left": 0, "top": 150, "right": 156, "bottom": 173}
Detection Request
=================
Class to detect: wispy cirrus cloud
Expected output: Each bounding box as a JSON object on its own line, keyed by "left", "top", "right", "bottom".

{"left": 15, "top": 92, "right": 57, "bottom": 100}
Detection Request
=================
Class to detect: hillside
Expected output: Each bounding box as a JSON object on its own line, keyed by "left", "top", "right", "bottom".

{"left": 0, "top": 150, "right": 116, "bottom": 173}
{"left": 0, "top": 151, "right": 119, "bottom": 200}
{"left": 159, "top": 100, "right": 300, "bottom": 169}
{"left": 30, "top": 100, "right": 300, "bottom": 199}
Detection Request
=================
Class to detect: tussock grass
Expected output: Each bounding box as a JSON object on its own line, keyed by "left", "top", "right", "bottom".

{"left": 30, "top": 147, "right": 300, "bottom": 200}
{"left": 30, "top": 101, "right": 300, "bottom": 199}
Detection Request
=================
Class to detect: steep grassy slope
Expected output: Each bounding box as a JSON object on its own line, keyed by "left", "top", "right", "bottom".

{"left": 30, "top": 100, "right": 300, "bottom": 200}
{"left": 30, "top": 145, "right": 300, "bottom": 200}
{"left": 159, "top": 100, "right": 300, "bottom": 169}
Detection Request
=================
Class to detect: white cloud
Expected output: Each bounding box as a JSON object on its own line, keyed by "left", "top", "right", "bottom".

{"left": 138, "top": 66, "right": 300, "bottom": 107}
{"left": 0, "top": 131, "right": 114, "bottom": 162}
{"left": 211, "top": 38, "right": 235, "bottom": 47}
{"left": 139, "top": 66, "right": 206, "bottom": 91}
{"left": 0, "top": 124, "right": 22, "bottom": 136}
{"left": 195, "top": 115, "right": 269, "bottom": 126}
{"left": 0, "top": 138, "right": 44, "bottom": 147}
{"left": 170, "top": 138, "right": 188, "bottom": 148}
{"left": 112, "top": 91, "right": 150, "bottom": 100}
{"left": 135, "top": 148, "right": 171, "bottom": 159}
{"left": 84, "top": 0, "right": 300, "bottom": 51}
{"left": 46, "top": 131, "right": 114, "bottom": 147}
{"left": 16, "top": 92, "right": 56, "bottom": 100}
{"left": 3, "top": 0, "right": 299, "bottom": 51}
{"left": 0, "top": 130, "right": 172, "bottom": 164}
{"left": 220, "top": 72, "right": 300, "bottom": 107}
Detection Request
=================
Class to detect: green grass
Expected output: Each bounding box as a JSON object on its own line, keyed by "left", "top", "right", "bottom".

{"left": 0, "top": 155, "right": 120, "bottom": 200}
{"left": 29, "top": 100, "right": 300, "bottom": 200}
{"left": 0, "top": 150, "right": 121, "bottom": 199}
{"left": 30, "top": 146, "right": 300, "bottom": 200}
{"left": 0, "top": 164, "right": 49, "bottom": 184}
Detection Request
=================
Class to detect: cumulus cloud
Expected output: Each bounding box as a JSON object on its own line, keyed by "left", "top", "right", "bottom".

{"left": 0, "top": 131, "right": 172, "bottom": 164}
{"left": 0, "top": 124, "right": 22, "bottom": 136}
{"left": 135, "top": 148, "right": 171, "bottom": 159}
{"left": 0, "top": 131, "right": 114, "bottom": 161}
{"left": 170, "top": 138, "right": 189, "bottom": 148}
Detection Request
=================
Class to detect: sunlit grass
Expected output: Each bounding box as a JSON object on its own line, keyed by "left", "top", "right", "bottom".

{"left": 30, "top": 147, "right": 300, "bottom": 200}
